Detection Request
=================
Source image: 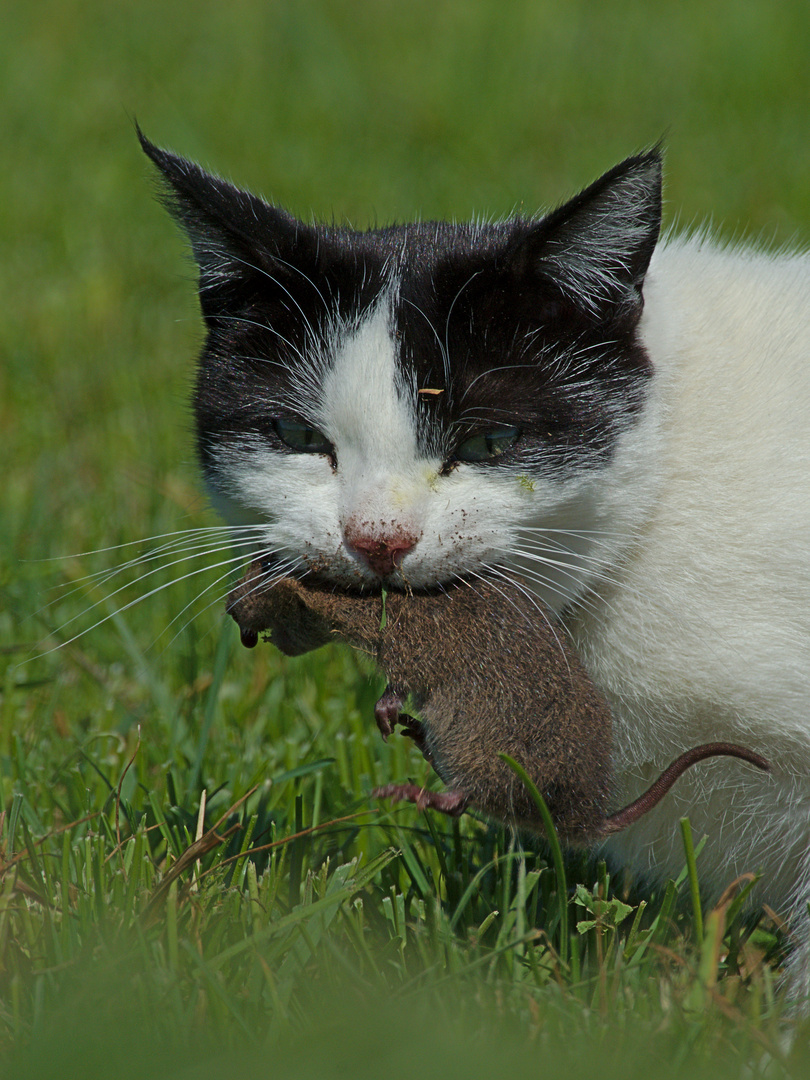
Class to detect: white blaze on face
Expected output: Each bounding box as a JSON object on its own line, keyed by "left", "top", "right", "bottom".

{"left": 318, "top": 297, "right": 428, "bottom": 557}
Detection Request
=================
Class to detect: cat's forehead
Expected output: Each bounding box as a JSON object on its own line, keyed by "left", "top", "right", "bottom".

{"left": 313, "top": 217, "right": 526, "bottom": 280}
{"left": 297, "top": 217, "right": 532, "bottom": 362}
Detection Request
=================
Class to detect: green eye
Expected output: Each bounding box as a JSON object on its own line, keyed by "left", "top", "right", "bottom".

{"left": 273, "top": 419, "right": 333, "bottom": 455}
{"left": 455, "top": 425, "right": 521, "bottom": 462}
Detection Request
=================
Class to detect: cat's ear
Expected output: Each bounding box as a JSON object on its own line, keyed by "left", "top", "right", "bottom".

{"left": 511, "top": 150, "right": 662, "bottom": 327}
{"left": 138, "top": 127, "right": 312, "bottom": 320}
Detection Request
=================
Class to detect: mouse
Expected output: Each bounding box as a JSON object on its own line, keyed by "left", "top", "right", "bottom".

{"left": 227, "top": 563, "right": 770, "bottom": 844}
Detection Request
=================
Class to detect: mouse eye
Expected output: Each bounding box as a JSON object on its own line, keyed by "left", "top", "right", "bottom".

{"left": 273, "top": 419, "right": 333, "bottom": 455}
{"left": 455, "top": 425, "right": 521, "bottom": 462}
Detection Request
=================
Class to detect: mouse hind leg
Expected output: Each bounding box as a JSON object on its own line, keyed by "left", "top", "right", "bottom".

{"left": 373, "top": 782, "right": 468, "bottom": 818}
{"left": 373, "top": 688, "right": 466, "bottom": 816}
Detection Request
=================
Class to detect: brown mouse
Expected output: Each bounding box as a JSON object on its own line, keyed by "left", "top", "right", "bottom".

{"left": 227, "top": 563, "right": 770, "bottom": 844}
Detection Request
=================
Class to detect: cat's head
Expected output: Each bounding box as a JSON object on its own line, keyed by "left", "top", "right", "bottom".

{"left": 140, "top": 129, "right": 661, "bottom": 610}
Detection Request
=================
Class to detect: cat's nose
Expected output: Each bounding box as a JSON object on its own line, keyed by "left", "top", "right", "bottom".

{"left": 344, "top": 528, "right": 419, "bottom": 578}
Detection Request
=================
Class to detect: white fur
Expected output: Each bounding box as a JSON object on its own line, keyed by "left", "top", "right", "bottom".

{"left": 570, "top": 234, "right": 810, "bottom": 998}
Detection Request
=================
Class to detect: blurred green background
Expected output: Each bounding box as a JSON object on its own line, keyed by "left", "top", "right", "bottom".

{"left": 3, "top": 0, "right": 810, "bottom": 1075}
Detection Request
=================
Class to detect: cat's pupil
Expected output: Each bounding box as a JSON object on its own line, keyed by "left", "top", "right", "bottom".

{"left": 455, "top": 426, "right": 521, "bottom": 463}
{"left": 273, "top": 419, "right": 333, "bottom": 455}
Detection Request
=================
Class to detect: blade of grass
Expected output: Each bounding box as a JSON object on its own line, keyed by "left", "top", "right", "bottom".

{"left": 680, "top": 817, "right": 703, "bottom": 943}
{"left": 498, "top": 754, "right": 568, "bottom": 967}
{"left": 189, "top": 621, "right": 233, "bottom": 792}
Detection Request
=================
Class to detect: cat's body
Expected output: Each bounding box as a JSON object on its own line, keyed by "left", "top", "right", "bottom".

{"left": 140, "top": 132, "right": 810, "bottom": 997}
{"left": 575, "top": 237, "right": 810, "bottom": 982}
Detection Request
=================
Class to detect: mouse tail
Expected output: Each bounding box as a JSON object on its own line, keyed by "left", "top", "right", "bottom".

{"left": 596, "top": 743, "right": 770, "bottom": 838}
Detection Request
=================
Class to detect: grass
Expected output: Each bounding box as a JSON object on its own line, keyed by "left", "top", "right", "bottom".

{"left": 4, "top": 0, "right": 810, "bottom": 1075}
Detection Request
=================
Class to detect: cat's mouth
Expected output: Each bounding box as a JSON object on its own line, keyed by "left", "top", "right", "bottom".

{"left": 244, "top": 528, "right": 486, "bottom": 597}
{"left": 231, "top": 555, "right": 482, "bottom": 615}
{"left": 241, "top": 554, "right": 386, "bottom": 596}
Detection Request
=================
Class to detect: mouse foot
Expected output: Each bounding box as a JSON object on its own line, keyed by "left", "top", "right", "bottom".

{"left": 395, "top": 714, "right": 437, "bottom": 768}
{"left": 373, "top": 687, "right": 437, "bottom": 765}
{"left": 373, "top": 783, "right": 468, "bottom": 818}
{"left": 374, "top": 686, "right": 404, "bottom": 740}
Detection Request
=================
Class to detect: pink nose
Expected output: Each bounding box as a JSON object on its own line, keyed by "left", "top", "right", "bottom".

{"left": 345, "top": 530, "right": 419, "bottom": 577}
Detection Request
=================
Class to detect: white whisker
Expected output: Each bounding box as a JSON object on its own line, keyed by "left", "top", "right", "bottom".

{"left": 481, "top": 565, "right": 573, "bottom": 676}
{"left": 401, "top": 295, "right": 450, "bottom": 393}
{"left": 40, "top": 546, "right": 272, "bottom": 658}
{"left": 47, "top": 529, "right": 268, "bottom": 621}
{"left": 491, "top": 558, "right": 600, "bottom": 615}
{"left": 34, "top": 524, "right": 249, "bottom": 565}
{"left": 216, "top": 252, "right": 324, "bottom": 353}
{"left": 511, "top": 543, "right": 618, "bottom": 598}
{"left": 444, "top": 270, "right": 482, "bottom": 393}
{"left": 159, "top": 553, "right": 304, "bottom": 652}
{"left": 459, "top": 360, "right": 540, "bottom": 403}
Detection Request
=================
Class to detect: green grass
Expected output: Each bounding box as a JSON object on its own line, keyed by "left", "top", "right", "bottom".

{"left": 4, "top": 0, "right": 810, "bottom": 1075}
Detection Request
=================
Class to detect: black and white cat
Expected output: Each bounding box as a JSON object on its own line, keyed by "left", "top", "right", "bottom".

{"left": 140, "top": 131, "right": 810, "bottom": 997}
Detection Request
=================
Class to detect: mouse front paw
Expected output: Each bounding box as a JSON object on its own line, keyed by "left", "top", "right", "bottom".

{"left": 374, "top": 685, "right": 405, "bottom": 740}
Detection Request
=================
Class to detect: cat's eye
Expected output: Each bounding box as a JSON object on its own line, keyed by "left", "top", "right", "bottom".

{"left": 455, "top": 425, "right": 521, "bottom": 462}
{"left": 273, "top": 419, "right": 333, "bottom": 455}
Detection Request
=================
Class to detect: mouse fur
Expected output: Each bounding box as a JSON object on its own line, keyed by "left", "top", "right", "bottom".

{"left": 227, "top": 565, "right": 768, "bottom": 842}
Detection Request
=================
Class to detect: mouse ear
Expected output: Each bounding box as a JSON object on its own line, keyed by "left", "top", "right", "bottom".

{"left": 137, "top": 126, "right": 315, "bottom": 324}
{"left": 510, "top": 149, "right": 662, "bottom": 328}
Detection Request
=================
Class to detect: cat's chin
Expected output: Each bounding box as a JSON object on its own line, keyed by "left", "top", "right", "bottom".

{"left": 249, "top": 550, "right": 456, "bottom": 596}
{"left": 307, "top": 567, "right": 449, "bottom": 595}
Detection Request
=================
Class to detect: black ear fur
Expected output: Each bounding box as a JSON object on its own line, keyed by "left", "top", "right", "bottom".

{"left": 137, "top": 126, "right": 313, "bottom": 320}
{"left": 510, "top": 150, "right": 662, "bottom": 325}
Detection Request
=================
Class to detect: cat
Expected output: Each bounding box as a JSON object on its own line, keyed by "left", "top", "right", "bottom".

{"left": 138, "top": 129, "right": 810, "bottom": 1001}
